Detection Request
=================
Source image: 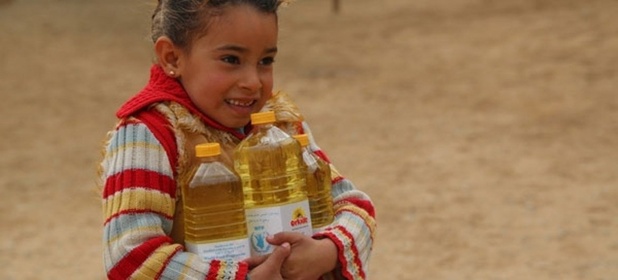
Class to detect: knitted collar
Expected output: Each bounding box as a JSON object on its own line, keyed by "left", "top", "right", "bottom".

{"left": 116, "top": 64, "right": 248, "bottom": 139}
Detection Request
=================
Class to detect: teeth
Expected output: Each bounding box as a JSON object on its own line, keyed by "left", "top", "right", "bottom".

{"left": 226, "top": 99, "right": 254, "bottom": 107}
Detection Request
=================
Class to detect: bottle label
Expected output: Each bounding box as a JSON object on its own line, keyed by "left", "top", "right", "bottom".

{"left": 245, "top": 199, "right": 313, "bottom": 256}
{"left": 185, "top": 238, "right": 251, "bottom": 262}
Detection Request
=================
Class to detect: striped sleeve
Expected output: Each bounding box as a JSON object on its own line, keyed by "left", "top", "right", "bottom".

{"left": 100, "top": 118, "right": 248, "bottom": 280}
{"left": 301, "top": 122, "right": 377, "bottom": 280}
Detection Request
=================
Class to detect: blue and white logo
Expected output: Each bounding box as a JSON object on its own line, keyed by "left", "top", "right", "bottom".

{"left": 250, "top": 226, "right": 271, "bottom": 254}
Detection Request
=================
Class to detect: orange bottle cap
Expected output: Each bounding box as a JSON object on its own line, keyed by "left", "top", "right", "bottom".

{"left": 195, "top": 143, "right": 221, "bottom": 157}
{"left": 251, "top": 111, "right": 276, "bottom": 125}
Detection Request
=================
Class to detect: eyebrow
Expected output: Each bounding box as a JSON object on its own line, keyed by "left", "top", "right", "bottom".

{"left": 216, "top": 44, "right": 278, "bottom": 54}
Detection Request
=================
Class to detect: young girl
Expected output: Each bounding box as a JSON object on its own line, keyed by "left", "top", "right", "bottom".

{"left": 99, "top": 0, "right": 376, "bottom": 279}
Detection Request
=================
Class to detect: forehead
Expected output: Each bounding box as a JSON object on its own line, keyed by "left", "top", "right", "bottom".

{"left": 193, "top": 5, "right": 278, "bottom": 50}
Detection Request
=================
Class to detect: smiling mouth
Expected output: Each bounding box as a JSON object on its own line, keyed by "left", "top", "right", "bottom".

{"left": 225, "top": 99, "right": 256, "bottom": 107}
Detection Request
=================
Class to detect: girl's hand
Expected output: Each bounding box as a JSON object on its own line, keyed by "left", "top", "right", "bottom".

{"left": 245, "top": 242, "right": 291, "bottom": 280}
{"left": 267, "top": 232, "right": 338, "bottom": 280}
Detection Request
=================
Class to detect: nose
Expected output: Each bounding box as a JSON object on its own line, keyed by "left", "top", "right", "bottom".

{"left": 239, "top": 66, "right": 262, "bottom": 93}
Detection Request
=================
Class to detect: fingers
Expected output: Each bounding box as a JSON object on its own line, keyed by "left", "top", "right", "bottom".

{"left": 267, "top": 231, "right": 305, "bottom": 246}
{"left": 243, "top": 255, "right": 268, "bottom": 269}
{"left": 243, "top": 242, "right": 292, "bottom": 269}
{"left": 263, "top": 242, "right": 291, "bottom": 267}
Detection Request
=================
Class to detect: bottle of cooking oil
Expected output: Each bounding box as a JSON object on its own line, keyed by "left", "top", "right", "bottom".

{"left": 293, "top": 134, "right": 334, "bottom": 233}
{"left": 182, "top": 143, "right": 250, "bottom": 261}
{"left": 234, "top": 111, "right": 313, "bottom": 256}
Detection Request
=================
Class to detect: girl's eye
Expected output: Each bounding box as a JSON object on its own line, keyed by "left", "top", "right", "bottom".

{"left": 260, "top": 57, "right": 275, "bottom": 66}
{"left": 222, "top": 56, "right": 240, "bottom": 64}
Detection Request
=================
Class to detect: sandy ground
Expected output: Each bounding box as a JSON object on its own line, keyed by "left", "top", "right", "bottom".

{"left": 1, "top": 0, "right": 618, "bottom": 279}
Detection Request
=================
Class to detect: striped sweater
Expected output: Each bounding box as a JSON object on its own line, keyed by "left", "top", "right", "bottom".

{"left": 99, "top": 65, "right": 376, "bottom": 279}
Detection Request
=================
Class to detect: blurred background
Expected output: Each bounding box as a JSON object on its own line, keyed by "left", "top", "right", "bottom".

{"left": 1, "top": 0, "right": 618, "bottom": 279}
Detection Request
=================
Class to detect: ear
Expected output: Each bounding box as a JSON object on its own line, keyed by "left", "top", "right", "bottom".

{"left": 154, "top": 36, "right": 182, "bottom": 77}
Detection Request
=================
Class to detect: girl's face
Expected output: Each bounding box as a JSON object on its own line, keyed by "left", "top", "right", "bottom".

{"left": 176, "top": 5, "right": 278, "bottom": 129}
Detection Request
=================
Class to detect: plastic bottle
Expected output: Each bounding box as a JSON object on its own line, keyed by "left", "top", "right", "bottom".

{"left": 182, "top": 143, "right": 250, "bottom": 261}
{"left": 234, "top": 111, "right": 313, "bottom": 256}
{"left": 293, "top": 134, "right": 335, "bottom": 232}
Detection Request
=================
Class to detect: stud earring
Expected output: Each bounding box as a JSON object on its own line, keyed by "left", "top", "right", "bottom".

{"left": 169, "top": 70, "right": 176, "bottom": 77}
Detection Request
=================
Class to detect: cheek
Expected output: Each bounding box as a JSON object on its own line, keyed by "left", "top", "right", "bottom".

{"left": 259, "top": 66, "right": 273, "bottom": 79}
{"left": 254, "top": 91, "right": 272, "bottom": 111}
{"left": 208, "top": 73, "right": 236, "bottom": 89}
{"left": 191, "top": 74, "right": 236, "bottom": 103}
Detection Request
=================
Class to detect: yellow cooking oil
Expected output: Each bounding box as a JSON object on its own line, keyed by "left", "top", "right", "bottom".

{"left": 182, "top": 143, "right": 250, "bottom": 261}
{"left": 293, "top": 134, "right": 334, "bottom": 232}
{"left": 234, "top": 111, "right": 313, "bottom": 256}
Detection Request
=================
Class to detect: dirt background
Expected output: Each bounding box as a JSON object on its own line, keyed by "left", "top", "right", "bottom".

{"left": 1, "top": 0, "right": 618, "bottom": 279}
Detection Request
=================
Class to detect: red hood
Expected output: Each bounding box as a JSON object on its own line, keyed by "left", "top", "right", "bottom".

{"left": 116, "top": 64, "right": 247, "bottom": 139}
